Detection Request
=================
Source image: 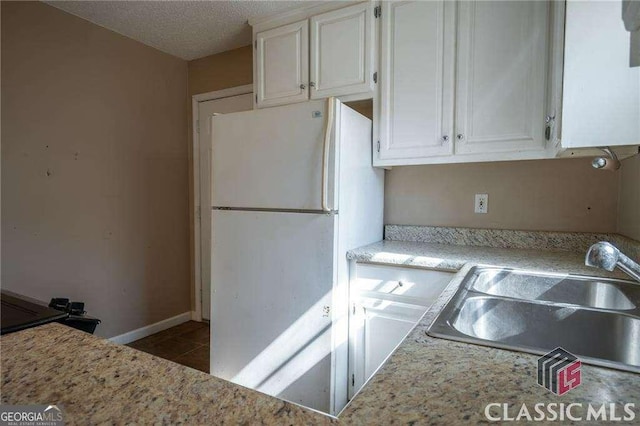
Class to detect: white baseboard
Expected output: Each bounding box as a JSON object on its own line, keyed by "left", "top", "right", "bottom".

{"left": 109, "top": 311, "right": 192, "bottom": 345}
{"left": 190, "top": 310, "right": 200, "bottom": 321}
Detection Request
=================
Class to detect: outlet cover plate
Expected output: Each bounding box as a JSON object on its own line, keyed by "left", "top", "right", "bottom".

{"left": 475, "top": 194, "right": 488, "bottom": 214}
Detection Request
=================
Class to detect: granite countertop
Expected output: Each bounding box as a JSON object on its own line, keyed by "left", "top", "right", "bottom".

{"left": 338, "top": 240, "right": 639, "bottom": 423}
{"left": 346, "top": 239, "right": 630, "bottom": 278}
{"left": 2, "top": 241, "right": 639, "bottom": 424}
{"left": 0, "top": 323, "right": 335, "bottom": 425}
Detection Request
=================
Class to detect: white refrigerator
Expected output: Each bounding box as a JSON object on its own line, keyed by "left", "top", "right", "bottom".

{"left": 209, "top": 99, "right": 383, "bottom": 415}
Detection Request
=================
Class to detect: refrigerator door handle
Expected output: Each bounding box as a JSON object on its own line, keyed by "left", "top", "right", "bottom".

{"left": 321, "top": 98, "right": 335, "bottom": 212}
{"left": 213, "top": 206, "right": 338, "bottom": 215}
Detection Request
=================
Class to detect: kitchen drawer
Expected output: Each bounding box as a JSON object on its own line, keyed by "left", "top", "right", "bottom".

{"left": 354, "top": 263, "right": 454, "bottom": 306}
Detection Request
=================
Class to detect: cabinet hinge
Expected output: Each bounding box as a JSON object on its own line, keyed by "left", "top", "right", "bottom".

{"left": 351, "top": 374, "right": 355, "bottom": 387}
{"left": 255, "top": 94, "right": 258, "bottom": 103}
{"left": 254, "top": 40, "right": 257, "bottom": 49}
{"left": 376, "top": 140, "right": 380, "bottom": 153}
{"left": 373, "top": 72, "right": 378, "bottom": 84}
{"left": 374, "top": 5, "right": 381, "bottom": 18}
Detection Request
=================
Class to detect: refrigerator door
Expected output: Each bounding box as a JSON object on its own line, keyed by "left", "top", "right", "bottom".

{"left": 211, "top": 100, "right": 336, "bottom": 211}
{"left": 210, "top": 209, "right": 336, "bottom": 413}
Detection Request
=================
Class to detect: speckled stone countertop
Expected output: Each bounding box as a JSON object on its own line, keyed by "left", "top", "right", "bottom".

{"left": 383, "top": 225, "right": 640, "bottom": 261}
{"left": 346, "top": 239, "right": 631, "bottom": 278}
{"left": 339, "top": 241, "right": 640, "bottom": 424}
{"left": 3, "top": 241, "right": 639, "bottom": 425}
{"left": 1, "top": 324, "right": 336, "bottom": 425}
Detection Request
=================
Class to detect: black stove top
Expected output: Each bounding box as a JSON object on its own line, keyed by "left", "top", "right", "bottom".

{"left": 1, "top": 291, "right": 68, "bottom": 335}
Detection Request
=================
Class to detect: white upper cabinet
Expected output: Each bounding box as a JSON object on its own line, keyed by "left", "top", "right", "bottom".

{"left": 455, "top": 1, "right": 549, "bottom": 155}
{"left": 310, "top": 2, "right": 374, "bottom": 99}
{"left": 377, "top": 1, "right": 456, "bottom": 163}
{"left": 255, "top": 20, "right": 309, "bottom": 108}
{"left": 375, "top": 0, "right": 556, "bottom": 166}
{"left": 253, "top": 3, "right": 377, "bottom": 108}
{"left": 561, "top": 0, "right": 640, "bottom": 148}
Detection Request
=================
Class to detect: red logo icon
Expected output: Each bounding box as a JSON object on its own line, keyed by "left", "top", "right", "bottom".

{"left": 537, "top": 347, "right": 581, "bottom": 396}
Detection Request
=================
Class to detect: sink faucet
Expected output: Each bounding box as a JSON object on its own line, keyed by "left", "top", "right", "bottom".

{"left": 585, "top": 241, "right": 640, "bottom": 283}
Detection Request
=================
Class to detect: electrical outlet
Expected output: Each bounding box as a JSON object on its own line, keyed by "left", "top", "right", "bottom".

{"left": 475, "top": 194, "right": 488, "bottom": 214}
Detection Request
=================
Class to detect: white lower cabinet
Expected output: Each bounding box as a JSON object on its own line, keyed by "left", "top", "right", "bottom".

{"left": 348, "top": 263, "right": 453, "bottom": 398}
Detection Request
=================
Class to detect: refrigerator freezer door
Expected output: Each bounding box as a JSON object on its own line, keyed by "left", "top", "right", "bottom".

{"left": 211, "top": 100, "right": 336, "bottom": 211}
{"left": 210, "top": 209, "right": 336, "bottom": 413}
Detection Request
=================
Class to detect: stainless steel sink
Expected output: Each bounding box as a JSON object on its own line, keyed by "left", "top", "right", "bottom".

{"left": 428, "top": 266, "right": 640, "bottom": 373}
{"left": 471, "top": 269, "right": 637, "bottom": 310}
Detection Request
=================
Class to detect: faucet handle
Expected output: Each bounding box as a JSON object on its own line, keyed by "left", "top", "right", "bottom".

{"left": 586, "top": 241, "right": 640, "bottom": 283}
{"left": 586, "top": 242, "right": 619, "bottom": 272}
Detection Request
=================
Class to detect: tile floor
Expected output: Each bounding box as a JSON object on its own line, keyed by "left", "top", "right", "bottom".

{"left": 127, "top": 321, "right": 209, "bottom": 373}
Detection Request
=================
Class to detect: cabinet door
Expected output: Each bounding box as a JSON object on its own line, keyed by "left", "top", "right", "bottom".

{"left": 310, "top": 2, "right": 374, "bottom": 99}
{"left": 348, "top": 263, "right": 453, "bottom": 398}
{"left": 361, "top": 302, "right": 423, "bottom": 380}
{"left": 561, "top": 0, "right": 640, "bottom": 148}
{"left": 378, "top": 1, "right": 456, "bottom": 163}
{"left": 255, "top": 20, "right": 309, "bottom": 108}
{"left": 349, "top": 300, "right": 425, "bottom": 398}
{"left": 455, "top": 1, "right": 549, "bottom": 155}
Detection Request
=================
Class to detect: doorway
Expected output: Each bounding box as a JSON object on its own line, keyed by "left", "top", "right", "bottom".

{"left": 192, "top": 85, "right": 253, "bottom": 321}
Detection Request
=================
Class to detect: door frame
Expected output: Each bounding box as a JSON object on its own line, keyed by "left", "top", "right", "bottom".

{"left": 192, "top": 84, "right": 254, "bottom": 322}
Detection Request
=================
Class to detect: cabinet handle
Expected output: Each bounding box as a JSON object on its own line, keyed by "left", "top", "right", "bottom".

{"left": 457, "top": 134, "right": 464, "bottom": 141}
{"left": 442, "top": 135, "right": 449, "bottom": 142}
{"left": 300, "top": 84, "right": 306, "bottom": 90}
{"left": 389, "top": 281, "right": 404, "bottom": 293}
{"left": 309, "top": 82, "right": 316, "bottom": 88}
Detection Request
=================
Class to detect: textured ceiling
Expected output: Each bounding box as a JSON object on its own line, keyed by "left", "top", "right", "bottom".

{"left": 44, "top": 1, "right": 320, "bottom": 61}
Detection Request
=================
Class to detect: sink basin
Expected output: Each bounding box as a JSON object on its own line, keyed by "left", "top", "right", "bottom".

{"left": 472, "top": 269, "right": 637, "bottom": 310}
{"left": 428, "top": 267, "right": 640, "bottom": 373}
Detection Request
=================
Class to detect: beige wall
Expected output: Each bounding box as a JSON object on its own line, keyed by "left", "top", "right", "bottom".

{"left": 344, "top": 100, "right": 373, "bottom": 119}
{"left": 1, "top": 1, "right": 190, "bottom": 338}
{"left": 618, "top": 154, "right": 640, "bottom": 240}
{"left": 384, "top": 157, "right": 620, "bottom": 233}
{"left": 188, "top": 46, "right": 253, "bottom": 96}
